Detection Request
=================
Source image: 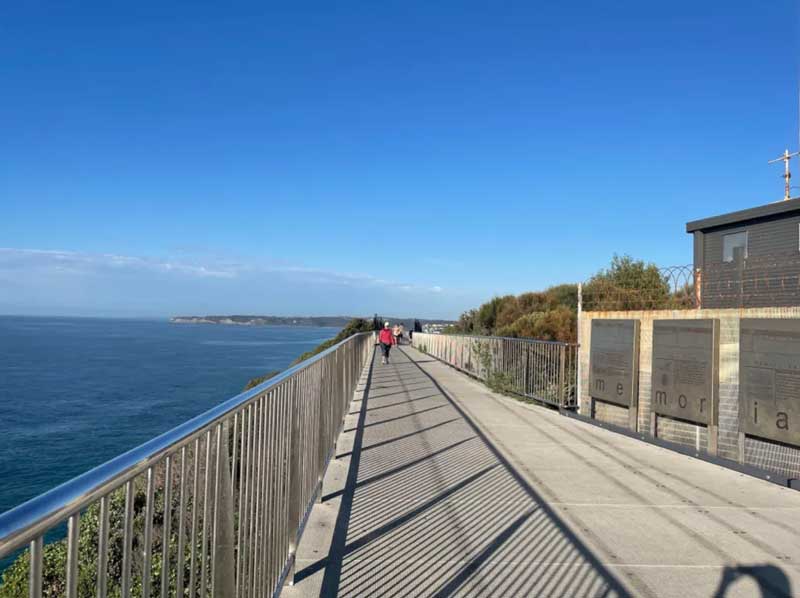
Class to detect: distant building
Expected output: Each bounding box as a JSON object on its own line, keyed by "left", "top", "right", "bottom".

{"left": 686, "top": 197, "right": 800, "bottom": 308}
{"left": 422, "top": 323, "right": 448, "bottom": 334}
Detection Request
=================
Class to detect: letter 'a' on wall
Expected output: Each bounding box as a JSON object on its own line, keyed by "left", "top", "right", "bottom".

{"left": 740, "top": 319, "right": 800, "bottom": 447}
{"left": 589, "top": 319, "right": 640, "bottom": 409}
{"left": 651, "top": 319, "right": 719, "bottom": 427}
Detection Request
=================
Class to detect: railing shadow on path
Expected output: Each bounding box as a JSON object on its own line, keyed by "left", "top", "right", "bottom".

{"left": 293, "top": 347, "right": 634, "bottom": 597}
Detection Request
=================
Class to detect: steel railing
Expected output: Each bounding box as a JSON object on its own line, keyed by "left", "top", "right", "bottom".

{"left": 412, "top": 332, "right": 578, "bottom": 408}
{"left": 0, "top": 331, "right": 375, "bottom": 598}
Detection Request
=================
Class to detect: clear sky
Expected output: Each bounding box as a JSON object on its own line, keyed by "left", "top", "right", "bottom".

{"left": 1, "top": 1, "right": 799, "bottom": 319}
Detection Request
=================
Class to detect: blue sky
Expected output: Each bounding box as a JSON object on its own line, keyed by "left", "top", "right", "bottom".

{"left": 1, "top": 1, "right": 799, "bottom": 319}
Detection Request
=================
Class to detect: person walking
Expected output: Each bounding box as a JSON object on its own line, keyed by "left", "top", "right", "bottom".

{"left": 379, "top": 321, "right": 396, "bottom": 364}
{"left": 393, "top": 323, "right": 402, "bottom": 346}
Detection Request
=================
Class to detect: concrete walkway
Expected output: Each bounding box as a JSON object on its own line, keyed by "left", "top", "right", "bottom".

{"left": 284, "top": 346, "right": 800, "bottom": 597}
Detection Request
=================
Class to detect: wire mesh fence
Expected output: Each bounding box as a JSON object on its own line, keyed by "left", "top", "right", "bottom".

{"left": 582, "top": 254, "right": 800, "bottom": 312}
{"left": 581, "top": 264, "right": 696, "bottom": 311}
{"left": 699, "top": 254, "right": 800, "bottom": 309}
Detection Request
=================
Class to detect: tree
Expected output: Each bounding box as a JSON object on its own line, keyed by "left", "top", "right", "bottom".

{"left": 583, "top": 254, "right": 670, "bottom": 310}
{"left": 449, "top": 285, "right": 578, "bottom": 343}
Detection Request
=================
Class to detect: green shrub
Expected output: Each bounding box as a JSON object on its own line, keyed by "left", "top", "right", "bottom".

{"left": 243, "top": 370, "right": 280, "bottom": 391}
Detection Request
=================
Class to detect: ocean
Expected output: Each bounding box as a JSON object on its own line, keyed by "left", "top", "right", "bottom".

{"left": 0, "top": 316, "right": 340, "bottom": 516}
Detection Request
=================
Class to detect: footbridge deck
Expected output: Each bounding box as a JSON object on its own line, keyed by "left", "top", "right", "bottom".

{"left": 285, "top": 346, "right": 800, "bottom": 598}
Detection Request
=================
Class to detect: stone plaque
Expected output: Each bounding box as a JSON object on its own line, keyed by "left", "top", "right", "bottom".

{"left": 590, "top": 319, "right": 639, "bottom": 407}
{"left": 740, "top": 319, "right": 800, "bottom": 446}
{"left": 651, "top": 319, "right": 718, "bottom": 425}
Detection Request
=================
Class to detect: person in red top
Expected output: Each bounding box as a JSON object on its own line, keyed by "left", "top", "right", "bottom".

{"left": 378, "top": 321, "right": 396, "bottom": 364}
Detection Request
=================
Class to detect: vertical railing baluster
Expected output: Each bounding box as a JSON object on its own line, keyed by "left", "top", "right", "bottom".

{"left": 177, "top": 446, "right": 188, "bottom": 598}
{"left": 97, "top": 495, "right": 109, "bottom": 598}
{"left": 276, "top": 384, "right": 289, "bottom": 593}
{"left": 210, "top": 424, "right": 221, "bottom": 596}
{"left": 29, "top": 536, "right": 43, "bottom": 598}
{"left": 231, "top": 412, "right": 239, "bottom": 501}
{"left": 237, "top": 405, "right": 253, "bottom": 596}
{"left": 66, "top": 513, "right": 80, "bottom": 598}
{"left": 235, "top": 408, "right": 248, "bottom": 597}
{"left": 249, "top": 397, "right": 263, "bottom": 597}
{"left": 262, "top": 394, "right": 273, "bottom": 597}
{"left": 122, "top": 480, "right": 134, "bottom": 598}
{"left": 200, "top": 429, "right": 213, "bottom": 597}
{"left": 258, "top": 394, "right": 271, "bottom": 597}
{"left": 285, "top": 376, "right": 301, "bottom": 586}
{"left": 212, "top": 419, "right": 235, "bottom": 598}
{"left": 264, "top": 392, "right": 278, "bottom": 596}
{"left": 142, "top": 467, "right": 155, "bottom": 598}
{"left": 160, "top": 456, "right": 173, "bottom": 598}
{"left": 560, "top": 344, "right": 564, "bottom": 402}
{"left": 189, "top": 437, "right": 201, "bottom": 597}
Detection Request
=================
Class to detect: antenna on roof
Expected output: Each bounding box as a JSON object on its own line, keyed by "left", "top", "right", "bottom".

{"left": 768, "top": 149, "right": 800, "bottom": 201}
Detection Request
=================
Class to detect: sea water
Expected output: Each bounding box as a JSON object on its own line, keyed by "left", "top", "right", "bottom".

{"left": 0, "top": 316, "right": 340, "bottom": 515}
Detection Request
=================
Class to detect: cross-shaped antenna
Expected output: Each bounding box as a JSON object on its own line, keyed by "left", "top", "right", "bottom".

{"left": 768, "top": 149, "right": 800, "bottom": 201}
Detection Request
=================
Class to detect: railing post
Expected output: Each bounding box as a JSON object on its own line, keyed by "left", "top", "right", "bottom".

{"left": 212, "top": 421, "right": 236, "bottom": 598}
{"left": 577, "top": 282, "right": 583, "bottom": 411}
{"left": 558, "top": 345, "right": 566, "bottom": 408}
{"left": 317, "top": 359, "right": 328, "bottom": 503}
{"left": 285, "top": 377, "right": 301, "bottom": 586}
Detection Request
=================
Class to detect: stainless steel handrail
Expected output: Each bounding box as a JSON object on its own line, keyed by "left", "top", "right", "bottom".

{"left": 0, "top": 330, "right": 375, "bottom": 597}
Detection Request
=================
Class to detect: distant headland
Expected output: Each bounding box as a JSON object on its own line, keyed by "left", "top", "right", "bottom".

{"left": 170, "top": 315, "right": 455, "bottom": 328}
{"left": 170, "top": 315, "right": 354, "bottom": 327}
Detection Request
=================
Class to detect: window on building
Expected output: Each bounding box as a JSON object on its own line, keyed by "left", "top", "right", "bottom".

{"left": 723, "top": 231, "right": 747, "bottom": 262}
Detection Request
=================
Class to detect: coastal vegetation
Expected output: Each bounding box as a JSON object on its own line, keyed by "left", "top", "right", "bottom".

{"left": 288, "top": 317, "right": 376, "bottom": 366}
{"left": 243, "top": 370, "right": 280, "bottom": 390}
{"left": 445, "top": 255, "right": 677, "bottom": 343}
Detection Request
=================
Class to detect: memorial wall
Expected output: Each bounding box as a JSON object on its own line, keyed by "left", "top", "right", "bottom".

{"left": 580, "top": 307, "right": 800, "bottom": 483}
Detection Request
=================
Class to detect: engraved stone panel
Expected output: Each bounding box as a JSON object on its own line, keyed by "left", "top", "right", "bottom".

{"left": 590, "top": 320, "right": 639, "bottom": 407}
{"left": 651, "top": 319, "right": 718, "bottom": 425}
{"left": 740, "top": 319, "right": 800, "bottom": 446}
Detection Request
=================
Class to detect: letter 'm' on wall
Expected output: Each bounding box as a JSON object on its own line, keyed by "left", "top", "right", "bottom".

{"left": 589, "top": 319, "right": 640, "bottom": 409}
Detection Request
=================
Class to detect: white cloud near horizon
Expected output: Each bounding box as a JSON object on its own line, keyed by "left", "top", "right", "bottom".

{"left": 0, "top": 248, "right": 470, "bottom": 318}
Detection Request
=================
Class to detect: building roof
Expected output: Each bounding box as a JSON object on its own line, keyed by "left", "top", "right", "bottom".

{"left": 686, "top": 197, "right": 800, "bottom": 233}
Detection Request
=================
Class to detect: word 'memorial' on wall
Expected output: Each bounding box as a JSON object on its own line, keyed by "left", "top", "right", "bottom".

{"left": 740, "top": 319, "right": 800, "bottom": 447}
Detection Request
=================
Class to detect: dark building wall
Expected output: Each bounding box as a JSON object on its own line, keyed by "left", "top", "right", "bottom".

{"left": 699, "top": 214, "right": 800, "bottom": 308}
{"left": 702, "top": 213, "right": 800, "bottom": 263}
